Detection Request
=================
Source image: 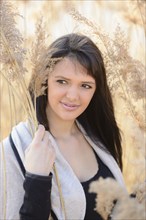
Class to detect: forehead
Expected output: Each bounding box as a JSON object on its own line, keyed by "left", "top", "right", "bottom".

{"left": 50, "top": 57, "right": 94, "bottom": 81}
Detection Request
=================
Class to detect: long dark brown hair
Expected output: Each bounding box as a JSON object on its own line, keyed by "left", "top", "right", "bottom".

{"left": 29, "top": 33, "right": 123, "bottom": 170}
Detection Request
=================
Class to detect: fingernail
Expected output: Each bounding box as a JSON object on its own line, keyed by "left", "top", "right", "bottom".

{"left": 38, "top": 124, "right": 44, "bottom": 130}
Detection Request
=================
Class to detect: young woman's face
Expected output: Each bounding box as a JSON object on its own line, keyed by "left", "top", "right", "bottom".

{"left": 47, "top": 57, "right": 96, "bottom": 122}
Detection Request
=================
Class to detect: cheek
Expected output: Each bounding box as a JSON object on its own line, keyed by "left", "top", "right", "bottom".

{"left": 82, "top": 92, "right": 95, "bottom": 106}
{"left": 47, "top": 86, "right": 64, "bottom": 105}
{"left": 89, "top": 89, "right": 96, "bottom": 100}
{"left": 47, "top": 86, "right": 55, "bottom": 104}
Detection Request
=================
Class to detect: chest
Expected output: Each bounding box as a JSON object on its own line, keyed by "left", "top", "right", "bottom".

{"left": 56, "top": 135, "right": 98, "bottom": 182}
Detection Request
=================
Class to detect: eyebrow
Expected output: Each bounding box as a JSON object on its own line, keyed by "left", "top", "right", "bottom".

{"left": 54, "top": 76, "right": 96, "bottom": 84}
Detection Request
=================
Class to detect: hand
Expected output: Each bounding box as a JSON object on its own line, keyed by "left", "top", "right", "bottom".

{"left": 24, "top": 124, "right": 56, "bottom": 176}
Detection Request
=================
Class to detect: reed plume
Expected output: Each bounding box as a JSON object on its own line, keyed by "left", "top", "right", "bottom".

{"left": 123, "top": 0, "right": 146, "bottom": 34}
{"left": 28, "top": 17, "right": 62, "bottom": 134}
{"left": 29, "top": 17, "right": 62, "bottom": 99}
{"left": 131, "top": 181, "right": 146, "bottom": 206}
{"left": 90, "top": 177, "right": 146, "bottom": 220}
{"left": 0, "top": 0, "right": 27, "bottom": 81}
{"left": 28, "top": 17, "right": 49, "bottom": 98}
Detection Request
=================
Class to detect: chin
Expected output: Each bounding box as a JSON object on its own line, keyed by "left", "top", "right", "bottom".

{"left": 58, "top": 113, "right": 79, "bottom": 121}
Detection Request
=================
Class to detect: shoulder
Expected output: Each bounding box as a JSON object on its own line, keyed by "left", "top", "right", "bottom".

{"left": 11, "top": 120, "right": 33, "bottom": 151}
{"left": 1, "top": 120, "right": 33, "bottom": 160}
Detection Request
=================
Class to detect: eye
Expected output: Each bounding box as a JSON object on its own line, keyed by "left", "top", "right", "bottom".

{"left": 82, "top": 84, "right": 92, "bottom": 89}
{"left": 56, "top": 80, "right": 67, "bottom": 84}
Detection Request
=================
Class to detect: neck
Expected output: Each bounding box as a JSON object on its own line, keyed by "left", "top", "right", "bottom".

{"left": 50, "top": 120, "right": 78, "bottom": 140}
{"left": 46, "top": 108, "right": 78, "bottom": 140}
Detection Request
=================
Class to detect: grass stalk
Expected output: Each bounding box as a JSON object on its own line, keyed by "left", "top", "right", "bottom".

{"left": 53, "top": 164, "right": 66, "bottom": 220}
{"left": 0, "top": 68, "right": 7, "bottom": 220}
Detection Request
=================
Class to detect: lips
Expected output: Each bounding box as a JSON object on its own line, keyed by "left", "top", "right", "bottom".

{"left": 61, "top": 102, "right": 80, "bottom": 111}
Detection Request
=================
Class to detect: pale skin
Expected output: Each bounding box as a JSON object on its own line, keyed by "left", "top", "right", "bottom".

{"left": 25, "top": 57, "right": 99, "bottom": 182}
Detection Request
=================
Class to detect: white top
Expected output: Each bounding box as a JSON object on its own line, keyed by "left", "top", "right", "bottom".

{"left": 0, "top": 120, "right": 126, "bottom": 220}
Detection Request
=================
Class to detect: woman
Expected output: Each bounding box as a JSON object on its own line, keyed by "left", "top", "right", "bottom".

{"left": 0, "top": 33, "right": 126, "bottom": 220}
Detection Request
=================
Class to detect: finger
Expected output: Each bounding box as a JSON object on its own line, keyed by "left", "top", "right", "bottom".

{"left": 33, "top": 124, "right": 45, "bottom": 143}
{"left": 43, "top": 131, "right": 54, "bottom": 144}
{"left": 42, "top": 131, "right": 50, "bottom": 144}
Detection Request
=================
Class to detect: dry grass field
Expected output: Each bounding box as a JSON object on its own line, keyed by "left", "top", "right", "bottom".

{"left": 0, "top": 0, "right": 145, "bottom": 213}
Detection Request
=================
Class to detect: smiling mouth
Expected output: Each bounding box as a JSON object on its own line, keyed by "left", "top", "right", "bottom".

{"left": 61, "top": 102, "right": 80, "bottom": 110}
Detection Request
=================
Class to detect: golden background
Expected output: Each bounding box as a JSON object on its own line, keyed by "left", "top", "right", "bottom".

{"left": 0, "top": 0, "right": 145, "bottom": 192}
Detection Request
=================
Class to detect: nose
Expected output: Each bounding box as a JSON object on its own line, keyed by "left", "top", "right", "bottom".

{"left": 66, "top": 86, "right": 79, "bottom": 101}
